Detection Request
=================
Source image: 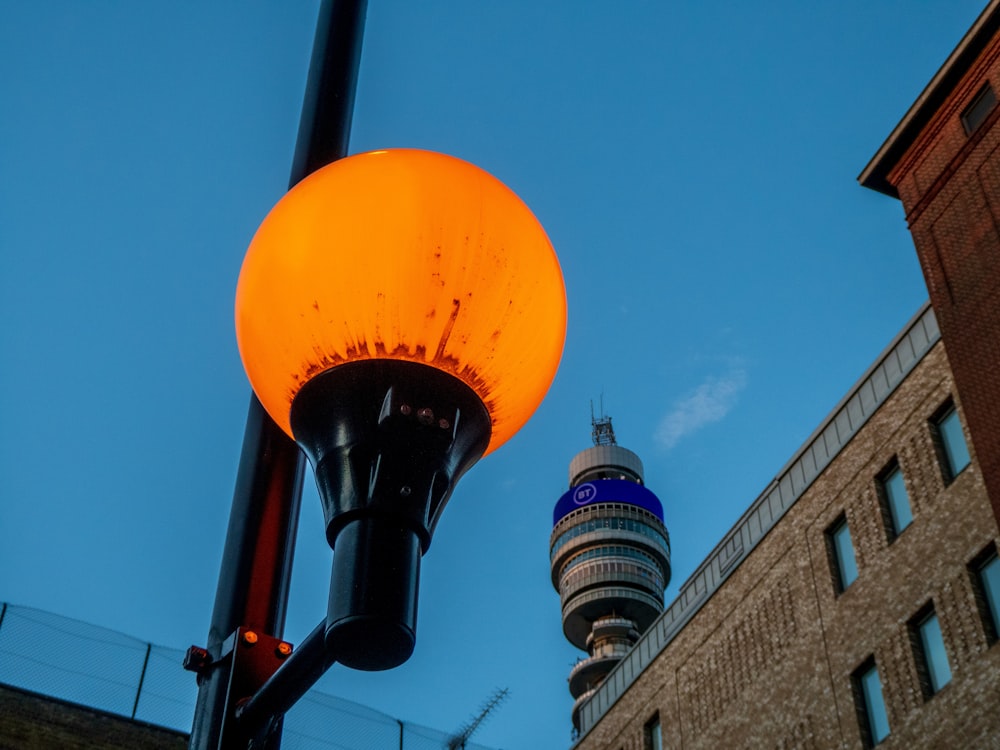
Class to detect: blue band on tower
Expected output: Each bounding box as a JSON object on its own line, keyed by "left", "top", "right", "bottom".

{"left": 553, "top": 478, "right": 663, "bottom": 526}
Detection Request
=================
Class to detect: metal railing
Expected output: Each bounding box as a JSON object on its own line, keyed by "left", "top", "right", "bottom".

{"left": 0, "top": 602, "right": 497, "bottom": 749}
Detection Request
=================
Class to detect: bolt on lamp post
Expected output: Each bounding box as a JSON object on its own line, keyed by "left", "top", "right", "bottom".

{"left": 198, "top": 148, "right": 566, "bottom": 747}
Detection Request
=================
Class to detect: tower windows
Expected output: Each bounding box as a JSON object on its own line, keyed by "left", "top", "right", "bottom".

{"left": 877, "top": 459, "right": 912, "bottom": 541}
{"left": 931, "top": 401, "right": 971, "bottom": 484}
{"left": 852, "top": 658, "right": 890, "bottom": 747}
{"left": 969, "top": 544, "right": 1000, "bottom": 644}
{"left": 550, "top": 514, "right": 670, "bottom": 562}
{"left": 909, "top": 604, "right": 952, "bottom": 698}
{"left": 826, "top": 514, "right": 858, "bottom": 593}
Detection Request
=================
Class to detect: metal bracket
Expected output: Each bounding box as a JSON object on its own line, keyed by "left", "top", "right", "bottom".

{"left": 186, "top": 628, "right": 294, "bottom": 749}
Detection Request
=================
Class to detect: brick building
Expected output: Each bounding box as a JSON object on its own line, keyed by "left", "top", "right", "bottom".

{"left": 860, "top": 0, "right": 1000, "bottom": 529}
{"left": 569, "top": 306, "right": 1000, "bottom": 748}
{"left": 0, "top": 685, "right": 187, "bottom": 750}
{"left": 567, "top": 2, "right": 1000, "bottom": 747}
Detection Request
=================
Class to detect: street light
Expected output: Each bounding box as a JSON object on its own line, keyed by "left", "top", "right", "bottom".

{"left": 187, "top": 5, "right": 566, "bottom": 747}
{"left": 235, "top": 148, "right": 566, "bottom": 670}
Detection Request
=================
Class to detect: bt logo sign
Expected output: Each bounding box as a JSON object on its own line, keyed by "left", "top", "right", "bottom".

{"left": 572, "top": 483, "right": 598, "bottom": 505}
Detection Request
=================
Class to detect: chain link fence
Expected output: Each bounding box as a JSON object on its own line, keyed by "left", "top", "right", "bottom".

{"left": 0, "top": 603, "right": 498, "bottom": 749}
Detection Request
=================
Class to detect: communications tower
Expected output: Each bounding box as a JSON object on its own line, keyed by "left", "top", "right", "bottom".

{"left": 549, "top": 412, "right": 671, "bottom": 732}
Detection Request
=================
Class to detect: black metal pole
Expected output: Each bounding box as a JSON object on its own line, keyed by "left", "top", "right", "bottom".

{"left": 289, "top": 0, "right": 368, "bottom": 188}
{"left": 188, "top": 1, "right": 367, "bottom": 748}
{"left": 188, "top": 401, "right": 305, "bottom": 750}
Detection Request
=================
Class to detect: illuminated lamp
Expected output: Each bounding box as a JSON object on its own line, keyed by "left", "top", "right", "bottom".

{"left": 235, "top": 148, "right": 566, "bottom": 670}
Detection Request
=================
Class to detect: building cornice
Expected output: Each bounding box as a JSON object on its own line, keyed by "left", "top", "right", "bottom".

{"left": 858, "top": 0, "right": 1000, "bottom": 197}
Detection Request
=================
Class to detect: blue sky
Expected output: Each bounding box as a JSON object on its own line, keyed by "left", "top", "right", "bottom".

{"left": 0, "top": 2, "right": 989, "bottom": 747}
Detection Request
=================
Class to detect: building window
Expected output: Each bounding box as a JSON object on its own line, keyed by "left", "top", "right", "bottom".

{"left": 931, "top": 402, "right": 971, "bottom": 484}
{"left": 852, "top": 658, "right": 890, "bottom": 747}
{"left": 969, "top": 545, "right": 1000, "bottom": 644}
{"left": 909, "top": 605, "right": 952, "bottom": 698}
{"left": 826, "top": 514, "right": 858, "bottom": 593}
{"left": 877, "top": 459, "right": 912, "bottom": 541}
{"left": 643, "top": 713, "right": 662, "bottom": 750}
{"left": 961, "top": 82, "right": 997, "bottom": 134}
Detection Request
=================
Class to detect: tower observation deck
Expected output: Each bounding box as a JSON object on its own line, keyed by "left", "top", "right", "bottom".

{"left": 549, "top": 414, "right": 670, "bottom": 732}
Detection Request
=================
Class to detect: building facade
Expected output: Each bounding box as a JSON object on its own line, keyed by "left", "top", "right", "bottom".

{"left": 0, "top": 685, "right": 187, "bottom": 750}
{"left": 860, "top": 0, "right": 1000, "bottom": 529}
{"left": 570, "top": 307, "right": 1000, "bottom": 749}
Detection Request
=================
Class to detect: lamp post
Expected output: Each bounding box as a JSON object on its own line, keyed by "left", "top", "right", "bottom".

{"left": 186, "top": 7, "right": 567, "bottom": 746}
{"left": 186, "top": 1, "right": 367, "bottom": 747}
{"left": 219, "top": 148, "right": 566, "bottom": 746}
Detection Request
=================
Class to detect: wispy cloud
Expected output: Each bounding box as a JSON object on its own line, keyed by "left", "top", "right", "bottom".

{"left": 655, "top": 368, "right": 747, "bottom": 450}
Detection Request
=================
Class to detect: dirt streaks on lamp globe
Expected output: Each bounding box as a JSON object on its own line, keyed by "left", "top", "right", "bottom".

{"left": 235, "top": 149, "right": 566, "bottom": 670}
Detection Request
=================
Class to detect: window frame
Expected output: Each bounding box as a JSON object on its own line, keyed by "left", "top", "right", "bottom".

{"left": 961, "top": 81, "right": 997, "bottom": 135}
{"left": 851, "top": 657, "right": 890, "bottom": 748}
{"left": 908, "top": 603, "right": 952, "bottom": 699}
{"left": 930, "top": 400, "right": 971, "bottom": 485}
{"left": 643, "top": 712, "right": 662, "bottom": 750}
{"left": 826, "top": 513, "right": 859, "bottom": 594}
{"left": 876, "top": 458, "right": 913, "bottom": 542}
{"left": 969, "top": 544, "right": 1000, "bottom": 645}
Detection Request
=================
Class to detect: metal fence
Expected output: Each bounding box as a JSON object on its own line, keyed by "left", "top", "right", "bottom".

{"left": 0, "top": 603, "right": 497, "bottom": 749}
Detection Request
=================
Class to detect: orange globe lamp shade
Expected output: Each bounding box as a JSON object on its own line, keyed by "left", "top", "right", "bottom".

{"left": 234, "top": 149, "right": 566, "bottom": 670}
{"left": 236, "top": 148, "right": 565, "bottom": 455}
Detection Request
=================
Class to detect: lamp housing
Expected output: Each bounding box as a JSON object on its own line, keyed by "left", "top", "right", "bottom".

{"left": 290, "top": 359, "right": 490, "bottom": 668}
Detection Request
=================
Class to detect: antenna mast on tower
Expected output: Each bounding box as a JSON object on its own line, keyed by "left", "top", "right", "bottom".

{"left": 590, "top": 397, "right": 617, "bottom": 446}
